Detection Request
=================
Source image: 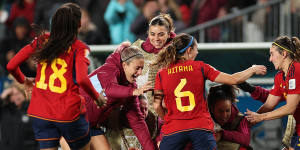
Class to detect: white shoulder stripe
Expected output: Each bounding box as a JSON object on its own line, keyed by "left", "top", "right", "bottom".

{"left": 90, "top": 75, "right": 106, "bottom": 96}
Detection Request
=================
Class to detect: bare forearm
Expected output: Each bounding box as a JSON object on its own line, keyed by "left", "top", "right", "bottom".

{"left": 262, "top": 105, "right": 295, "bottom": 121}
{"left": 231, "top": 67, "right": 255, "bottom": 84}
{"left": 257, "top": 104, "right": 274, "bottom": 114}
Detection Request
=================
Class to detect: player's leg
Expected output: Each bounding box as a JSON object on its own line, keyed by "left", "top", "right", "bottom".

{"left": 90, "top": 135, "right": 111, "bottom": 150}
{"left": 59, "top": 137, "right": 71, "bottom": 150}
{"left": 58, "top": 114, "right": 91, "bottom": 150}
{"left": 90, "top": 127, "right": 111, "bottom": 150}
{"left": 188, "top": 130, "right": 216, "bottom": 150}
{"left": 159, "top": 132, "right": 189, "bottom": 150}
{"left": 31, "top": 117, "right": 60, "bottom": 150}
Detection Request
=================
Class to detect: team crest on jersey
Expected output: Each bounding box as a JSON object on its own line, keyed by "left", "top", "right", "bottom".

{"left": 289, "top": 79, "right": 296, "bottom": 89}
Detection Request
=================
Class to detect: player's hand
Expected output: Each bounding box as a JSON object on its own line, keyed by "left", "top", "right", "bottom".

{"left": 121, "top": 41, "right": 131, "bottom": 47}
{"left": 133, "top": 81, "right": 153, "bottom": 96}
{"left": 94, "top": 90, "right": 107, "bottom": 108}
{"left": 24, "top": 77, "right": 35, "bottom": 100}
{"left": 251, "top": 65, "right": 267, "bottom": 75}
{"left": 245, "top": 109, "right": 265, "bottom": 124}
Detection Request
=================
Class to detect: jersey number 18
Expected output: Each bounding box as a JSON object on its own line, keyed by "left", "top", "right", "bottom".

{"left": 36, "top": 58, "right": 67, "bottom": 93}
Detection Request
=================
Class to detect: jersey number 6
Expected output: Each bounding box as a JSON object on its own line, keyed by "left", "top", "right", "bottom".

{"left": 174, "top": 78, "right": 195, "bottom": 112}
{"left": 36, "top": 58, "right": 67, "bottom": 93}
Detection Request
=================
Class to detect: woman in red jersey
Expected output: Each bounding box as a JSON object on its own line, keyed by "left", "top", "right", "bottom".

{"left": 208, "top": 84, "right": 252, "bottom": 150}
{"left": 238, "top": 81, "right": 294, "bottom": 149}
{"left": 246, "top": 36, "right": 300, "bottom": 150}
{"left": 6, "top": 3, "right": 106, "bottom": 150}
{"left": 153, "top": 33, "right": 266, "bottom": 150}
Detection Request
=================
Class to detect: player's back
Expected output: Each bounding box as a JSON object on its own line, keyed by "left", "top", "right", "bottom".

{"left": 156, "top": 60, "right": 220, "bottom": 134}
{"left": 28, "top": 39, "right": 88, "bottom": 122}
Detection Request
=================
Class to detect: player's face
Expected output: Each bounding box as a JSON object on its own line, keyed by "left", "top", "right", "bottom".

{"left": 140, "top": 99, "right": 148, "bottom": 118}
{"left": 123, "top": 58, "right": 144, "bottom": 83}
{"left": 269, "top": 46, "right": 284, "bottom": 70}
{"left": 212, "top": 100, "right": 232, "bottom": 126}
{"left": 189, "top": 44, "right": 198, "bottom": 60}
{"left": 148, "top": 25, "right": 170, "bottom": 49}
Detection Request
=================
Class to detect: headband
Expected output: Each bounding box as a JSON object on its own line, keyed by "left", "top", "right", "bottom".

{"left": 178, "top": 36, "right": 194, "bottom": 53}
{"left": 122, "top": 53, "right": 143, "bottom": 62}
{"left": 273, "top": 42, "right": 294, "bottom": 54}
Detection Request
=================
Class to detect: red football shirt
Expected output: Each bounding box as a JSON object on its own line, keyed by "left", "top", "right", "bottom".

{"left": 155, "top": 60, "right": 220, "bottom": 134}
{"left": 270, "top": 61, "right": 300, "bottom": 135}
{"left": 7, "top": 35, "right": 99, "bottom": 122}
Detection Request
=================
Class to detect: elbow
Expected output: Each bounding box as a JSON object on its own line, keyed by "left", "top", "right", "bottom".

{"left": 6, "top": 62, "right": 15, "bottom": 73}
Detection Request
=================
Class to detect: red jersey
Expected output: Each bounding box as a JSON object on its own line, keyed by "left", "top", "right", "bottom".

{"left": 270, "top": 61, "right": 300, "bottom": 135}
{"left": 155, "top": 60, "right": 220, "bottom": 134}
{"left": 7, "top": 35, "right": 99, "bottom": 122}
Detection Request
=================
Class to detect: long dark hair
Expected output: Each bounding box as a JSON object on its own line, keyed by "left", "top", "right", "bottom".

{"left": 207, "top": 84, "right": 237, "bottom": 111}
{"left": 152, "top": 33, "right": 196, "bottom": 68}
{"left": 272, "top": 36, "right": 300, "bottom": 62}
{"left": 33, "top": 3, "right": 81, "bottom": 63}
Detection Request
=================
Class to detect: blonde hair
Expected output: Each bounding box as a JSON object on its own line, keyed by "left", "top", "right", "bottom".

{"left": 121, "top": 46, "right": 144, "bottom": 64}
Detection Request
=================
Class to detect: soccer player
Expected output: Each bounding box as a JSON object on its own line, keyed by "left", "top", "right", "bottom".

{"left": 6, "top": 3, "right": 106, "bottom": 150}
{"left": 246, "top": 36, "right": 300, "bottom": 150}
{"left": 153, "top": 33, "right": 266, "bottom": 150}
{"left": 238, "top": 81, "right": 295, "bottom": 149}
{"left": 82, "top": 44, "right": 157, "bottom": 150}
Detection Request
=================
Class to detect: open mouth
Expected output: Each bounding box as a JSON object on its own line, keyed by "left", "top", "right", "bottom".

{"left": 132, "top": 75, "right": 138, "bottom": 82}
{"left": 153, "top": 41, "right": 162, "bottom": 47}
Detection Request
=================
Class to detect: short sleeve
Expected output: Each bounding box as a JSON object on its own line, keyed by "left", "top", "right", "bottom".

{"left": 270, "top": 74, "right": 283, "bottom": 96}
{"left": 76, "top": 45, "right": 90, "bottom": 66}
{"left": 287, "top": 67, "right": 300, "bottom": 94}
{"left": 203, "top": 62, "right": 221, "bottom": 82}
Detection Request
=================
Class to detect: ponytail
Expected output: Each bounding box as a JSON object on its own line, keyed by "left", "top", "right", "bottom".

{"left": 149, "top": 13, "right": 175, "bottom": 33}
{"left": 291, "top": 37, "right": 300, "bottom": 62}
{"left": 272, "top": 36, "right": 300, "bottom": 62}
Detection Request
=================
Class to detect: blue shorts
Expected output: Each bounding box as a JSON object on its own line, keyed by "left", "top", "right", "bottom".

{"left": 159, "top": 129, "right": 217, "bottom": 150}
{"left": 292, "top": 133, "right": 300, "bottom": 149}
{"left": 90, "top": 127, "right": 105, "bottom": 137}
{"left": 32, "top": 114, "right": 90, "bottom": 149}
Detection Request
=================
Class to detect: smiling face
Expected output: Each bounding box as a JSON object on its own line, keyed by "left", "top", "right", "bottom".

{"left": 269, "top": 46, "right": 285, "bottom": 70}
{"left": 212, "top": 99, "right": 232, "bottom": 126}
{"left": 122, "top": 58, "right": 144, "bottom": 83}
{"left": 148, "top": 25, "right": 170, "bottom": 49}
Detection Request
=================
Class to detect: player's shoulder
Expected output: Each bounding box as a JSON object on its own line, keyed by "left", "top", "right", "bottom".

{"left": 73, "top": 39, "right": 90, "bottom": 51}
{"left": 274, "top": 71, "right": 284, "bottom": 80}
{"left": 186, "top": 60, "right": 204, "bottom": 68}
